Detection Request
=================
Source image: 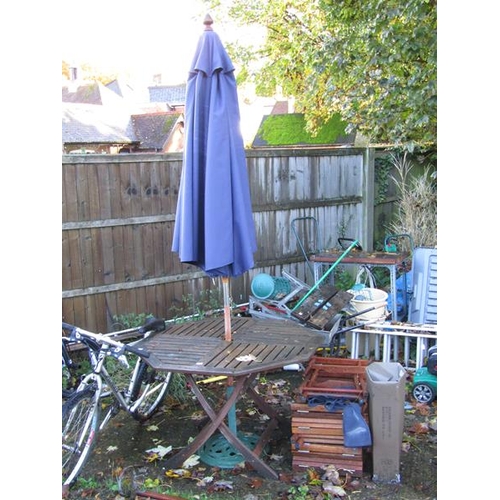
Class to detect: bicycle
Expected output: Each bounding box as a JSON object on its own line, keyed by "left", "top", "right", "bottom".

{"left": 62, "top": 318, "right": 171, "bottom": 489}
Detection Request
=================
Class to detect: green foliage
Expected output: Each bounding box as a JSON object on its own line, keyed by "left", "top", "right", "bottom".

{"left": 169, "top": 289, "right": 224, "bottom": 321}
{"left": 258, "top": 113, "right": 349, "bottom": 145}
{"left": 75, "top": 476, "right": 99, "bottom": 489}
{"left": 62, "top": 354, "right": 92, "bottom": 392}
{"left": 168, "top": 373, "right": 191, "bottom": 404}
{"left": 112, "top": 312, "right": 154, "bottom": 329}
{"left": 204, "top": 0, "right": 436, "bottom": 151}
{"left": 370, "top": 267, "right": 391, "bottom": 290}
{"left": 287, "top": 484, "right": 312, "bottom": 499}
{"left": 333, "top": 269, "right": 355, "bottom": 291}
{"left": 374, "top": 155, "right": 393, "bottom": 205}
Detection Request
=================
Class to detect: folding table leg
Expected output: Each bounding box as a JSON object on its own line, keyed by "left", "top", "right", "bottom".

{"left": 163, "top": 373, "right": 279, "bottom": 480}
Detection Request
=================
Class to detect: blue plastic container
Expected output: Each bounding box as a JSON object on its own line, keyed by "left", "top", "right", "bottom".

{"left": 251, "top": 273, "right": 291, "bottom": 300}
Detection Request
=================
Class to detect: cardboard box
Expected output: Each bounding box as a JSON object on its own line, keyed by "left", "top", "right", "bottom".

{"left": 366, "top": 362, "right": 407, "bottom": 483}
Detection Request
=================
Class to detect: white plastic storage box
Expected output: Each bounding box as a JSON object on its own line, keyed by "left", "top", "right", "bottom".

{"left": 408, "top": 247, "right": 437, "bottom": 324}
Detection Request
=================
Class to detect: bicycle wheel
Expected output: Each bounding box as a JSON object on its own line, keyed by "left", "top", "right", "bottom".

{"left": 62, "top": 384, "right": 100, "bottom": 487}
{"left": 129, "top": 359, "right": 172, "bottom": 422}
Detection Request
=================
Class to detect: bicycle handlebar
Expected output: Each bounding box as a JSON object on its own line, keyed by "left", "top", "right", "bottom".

{"left": 62, "top": 318, "right": 166, "bottom": 359}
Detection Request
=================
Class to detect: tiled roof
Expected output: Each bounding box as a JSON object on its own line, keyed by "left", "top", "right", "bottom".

{"left": 131, "top": 112, "right": 182, "bottom": 150}
{"left": 62, "top": 82, "right": 125, "bottom": 106}
{"left": 106, "top": 79, "right": 134, "bottom": 98}
{"left": 106, "top": 79, "right": 149, "bottom": 102}
{"left": 62, "top": 103, "right": 136, "bottom": 144}
{"left": 148, "top": 84, "right": 186, "bottom": 105}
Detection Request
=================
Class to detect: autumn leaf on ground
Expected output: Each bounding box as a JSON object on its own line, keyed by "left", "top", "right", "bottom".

{"left": 247, "top": 477, "right": 264, "bottom": 489}
{"left": 409, "top": 421, "right": 429, "bottom": 434}
{"left": 401, "top": 441, "right": 412, "bottom": 452}
{"left": 145, "top": 452, "right": 160, "bottom": 463}
{"left": 212, "top": 480, "right": 234, "bottom": 491}
{"left": 429, "top": 417, "right": 437, "bottom": 431}
{"left": 415, "top": 403, "right": 431, "bottom": 416}
{"left": 106, "top": 445, "right": 118, "bottom": 452}
{"left": 323, "top": 482, "right": 347, "bottom": 496}
{"left": 146, "top": 424, "right": 159, "bottom": 431}
{"left": 270, "top": 378, "right": 287, "bottom": 387}
{"left": 322, "top": 464, "right": 341, "bottom": 484}
{"left": 269, "top": 453, "right": 283, "bottom": 461}
{"left": 182, "top": 454, "right": 200, "bottom": 468}
{"left": 236, "top": 354, "right": 258, "bottom": 362}
{"left": 278, "top": 472, "right": 294, "bottom": 483}
{"left": 192, "top": 475, "right": 214, "bottom": 487}
{"left": 145, "top": 444, "right": 172, "bottom": 459}
{"left": 165, "top": 468, "right": 191, "bottom": 478}
{"left": 307, "top": 467, "right": 321, "bottom": 481}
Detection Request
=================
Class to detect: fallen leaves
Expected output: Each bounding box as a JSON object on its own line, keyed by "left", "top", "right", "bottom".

{"left": 144, "top": 445, "right": 172, "bottom": 460}
{"left": 236, "top": 354, "right": 259, "bottom": 362}
{"left": 322, "top": 482, "right": 347, "bottom": 496}
{"left": 165, "top": 468, "right": 191, "bottom": 479}
{"left": 415, "top": 403, "right": 432, "bottom": 416}
{"left": 408, "top": 421, "right": 430, "bottom": 434}
{"left": 182, "top": 454, "right": 200, "bottom": 468}
{"left": 211, "top": 479, "right": 234, "bottom": 491}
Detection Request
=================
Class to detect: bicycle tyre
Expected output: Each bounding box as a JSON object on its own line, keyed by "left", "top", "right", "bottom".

{"left": 129, "top": 359, "right": 171, "bottom": 422}
{"left": 62, "top": 384, "right": 100, "bottom": 487}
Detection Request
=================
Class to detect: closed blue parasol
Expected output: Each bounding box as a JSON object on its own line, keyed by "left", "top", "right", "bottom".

{"left": 172, "top": 14, "right": 257, "bottom": 341}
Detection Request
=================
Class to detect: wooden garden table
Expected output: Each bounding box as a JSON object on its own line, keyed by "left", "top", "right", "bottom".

{"left": 134, "top": 316, "right": 323, "bottom": 479}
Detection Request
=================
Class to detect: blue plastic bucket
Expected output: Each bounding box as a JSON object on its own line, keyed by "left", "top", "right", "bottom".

{"left": 251, "top": 273, "right": 292, "bottom": 300}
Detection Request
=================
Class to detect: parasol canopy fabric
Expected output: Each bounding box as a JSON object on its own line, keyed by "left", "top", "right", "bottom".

{"left": 172, "top": 15, "right": 257, "bottom": 278}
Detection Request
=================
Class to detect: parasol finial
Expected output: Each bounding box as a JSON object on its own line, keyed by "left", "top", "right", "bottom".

{"left": 204, "top": 14, "right": 213, "bottom": 31}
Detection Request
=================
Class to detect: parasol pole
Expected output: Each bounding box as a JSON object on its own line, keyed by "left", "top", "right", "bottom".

{"left": 221, "top": 276, "right": 237, "bottom": 432}
{"left": 222, "top": 276, "right": 232, "bottom": 341}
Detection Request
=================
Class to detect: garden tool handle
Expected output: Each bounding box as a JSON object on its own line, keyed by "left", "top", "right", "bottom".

{"left": 291, "top": 239, "right": 360, "bottom": 311}
{"left": 338, "top": 238, "right": 363, "bottom": 251}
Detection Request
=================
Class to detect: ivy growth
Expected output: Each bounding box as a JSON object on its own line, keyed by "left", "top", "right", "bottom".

{"left": 374, "top": 155, "right": 393, "bottom": 205}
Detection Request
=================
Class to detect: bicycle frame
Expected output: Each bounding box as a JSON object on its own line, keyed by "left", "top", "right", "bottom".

{"left": 65, "top": 323, "right": 160, "bottom": 425}
{"left": 81, "top": 344, "right": 135, "bottom": 429}
{"left": 63, "top": 318, "right": 171, "bottom": 489}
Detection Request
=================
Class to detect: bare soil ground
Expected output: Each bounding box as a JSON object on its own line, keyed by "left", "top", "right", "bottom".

{"left": 63, "top": 369, "right": 437, "bottom": 500}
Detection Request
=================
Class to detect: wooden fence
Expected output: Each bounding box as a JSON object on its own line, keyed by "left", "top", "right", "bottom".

{"left": 63, "top": 147, "right": 384, "bottom": 332}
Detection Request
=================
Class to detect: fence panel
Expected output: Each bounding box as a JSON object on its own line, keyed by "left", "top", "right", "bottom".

{"left": 62, "top": 148, "right": 374, "bottom": 332}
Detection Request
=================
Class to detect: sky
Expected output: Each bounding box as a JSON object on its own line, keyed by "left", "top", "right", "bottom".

{"left": 61, "top": 0, "right": 259, "bottom": 85}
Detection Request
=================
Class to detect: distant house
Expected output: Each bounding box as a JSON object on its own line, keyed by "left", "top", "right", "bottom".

{"left": 62, "top": 81, "right": 125, "bottom": 106}
{"left": 62, "top": 76, "right": 185, "bottom": 154}
{"left": 62, "top": 103, "right": 138, "bottom": 154}
{"left": 148, "top": 84, "right": 186, "bottom": 110}
{"left": 127, "top": 112, "right": 184, "bottom": 153}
